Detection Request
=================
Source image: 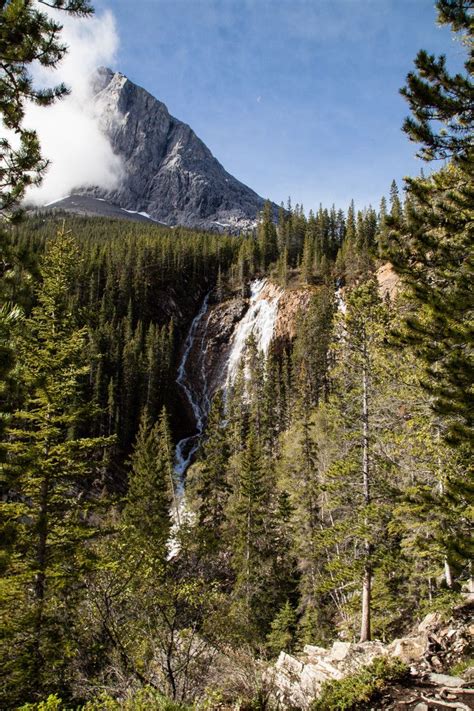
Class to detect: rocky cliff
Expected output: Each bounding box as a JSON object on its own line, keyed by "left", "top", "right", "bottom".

{"left": 172, "top": 278, "right": 311, "bottom": 486}
{"left": 70, "top": 67, "right": 271, "bottom": 232}
{"left": 177, "top": 279, "right": 310, "bottom": 414}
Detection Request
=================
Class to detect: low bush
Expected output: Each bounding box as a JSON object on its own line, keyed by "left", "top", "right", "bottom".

{"left": 311, "top": 656, "right": 410, "bottom": 711}
{"left": 18, "top": 688, "right": 191, "bottom": 711}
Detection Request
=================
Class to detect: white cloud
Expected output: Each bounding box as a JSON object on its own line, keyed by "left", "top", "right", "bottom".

{"left": 23, "top": 5, "right": 123, "bottom": 205}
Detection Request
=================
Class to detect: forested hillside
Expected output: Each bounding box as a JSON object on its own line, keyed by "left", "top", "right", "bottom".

{"left": 0, "top": 0, "right": 472, "bottom": 709}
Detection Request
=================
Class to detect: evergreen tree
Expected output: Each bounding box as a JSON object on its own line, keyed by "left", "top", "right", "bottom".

{"left": 391, "top": 0, "right": 473, "bottom": 454}
{"left": 257, "top": 200, "right": 278, "bottom": 271}
{"left": 0, "top": 230, "right": 111, "bottom": 704}
{"left": 230, "top": 424, "right": 270, "bottom": 637}
{"left": 196, "top": 391, "right": 231, "bottom": 552}
{"left": 389, "top": 180, "right": 402, "bottom": 222}
{"left": 292, "top": 286, "right": 335, "bottom": 407}
{"left": 266, "top": 601, "right": 297, "bottom": 657}
{"left": 400, "top": 0, "right": 473, "bottom": 165}
{"left": 312, "top": 281, "right": 392, "bottom": 642}
{"left": 343, "top": 281, "right": 385, "bottom": 641}
{"left": 124, "top": 408, "right": 173, "bottom": 560}
{"left": 0, "top": 0, "right": 94, "bottom": 214}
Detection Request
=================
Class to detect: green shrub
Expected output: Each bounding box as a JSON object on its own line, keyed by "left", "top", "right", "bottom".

{"left": 449, "top": 657, "right": 474, "bottom": 677}
{"left": 311, "top": 656, "right": 410, "bottom": 711}
{"left": 418, "top": 590, "right": 462, "bottom": 621}
{"left": 17, "top": 689, "right": 191, "bottom": 711}
{"left": 17, "top": 695, "right": 67, "bottom": 711}
{"left": 82, "top": 688, "right": 191, "bottom": 711}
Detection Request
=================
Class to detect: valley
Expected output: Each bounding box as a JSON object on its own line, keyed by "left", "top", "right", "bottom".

{"left": 0, "top": 0, "right": 472, "bottom": 709}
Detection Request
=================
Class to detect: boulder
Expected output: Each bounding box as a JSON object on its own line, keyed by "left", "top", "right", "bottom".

{"left": 339, "top": 641, "right": 387, "bottom": 672}
{"left": 330, "top": 640, "right": 352, "bottom": 662}
{"left": 300, "top": 664, "right": 331, "bottom": 692}
{"left": 418, "top": 611, "right": 442, "bottom": 633}
{"left": 303, "top": 644, "right": 328, "bottom": 664}
{"left": 388, "top": 636, "right": 427, "bottom": 663}
{"left": 303, "top": 644, "right": 327, "bottom": 657}
{"left": 428, "top": 672, "right": 466, "bottom": 687}
{"left": 315, "top": 659, "right": 344, "bottom": 679}
{"left": 275, "top": 651, "right": 304, "bottom": 678}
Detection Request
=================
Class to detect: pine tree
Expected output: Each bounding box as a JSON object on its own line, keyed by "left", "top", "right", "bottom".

{"left": 278, "top": 407, "right": 322, "bottom": 639}
{"left": 292, "top": 286, "right": 335, "bottom": 407}
{"left": 124, "top": 408, "right": 173, "bottom": 560}
{"left": 301, "top": 231, "right": 314, "bottom": 283}
{"left": 400, "top": 0, "right": 473, "bottom": 165}
{"left": 266, "top": 601, "right": 297, "bottom": 656}
{"left": 257, "top": 200, "right": 278, "bottom": 271}
{"left": 0, "top": 229, "right": 112, "bottom": 704}
{"left": 313, "top": 280, "right": 392, "bottom": 642}
{"left": 386, "top": 0, "right": 473, "bottom": 607}
{"left": 230, "top": 424, "right": 270, "bottom": 637}
{"left": 391, "top": 0, "right": 473, "bottom": 453}
{"left": 196, "top": 391, "right": 231, "bottom": 552}
{"left": 343, "top": 281, "right": 386, "bottom": 641}
{"left": 376, "top": 195, "right": 389, "bottom": 257}
{"left": 0, "top": 0, "right": 94, "bottom": 214}
{"left": 389, "top": 180, "right": 402, "bottom": 222}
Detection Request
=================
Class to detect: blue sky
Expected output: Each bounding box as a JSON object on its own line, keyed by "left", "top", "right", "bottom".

{"left": 95, "top": 0, "right": 463, "bottom": 213}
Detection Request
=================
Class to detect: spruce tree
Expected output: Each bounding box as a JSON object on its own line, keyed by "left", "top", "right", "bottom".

{"left": 266, "top": 601, "right": 297, "bottom": 657}
{"left": 124, "top": 408, "right": 173, "bottom": 560}
{"left": 391, "top": 0, "right": 473, "bottom": 453}
{"left": 0, "top": 229, "right": 111, "bottom": 704}
{"left": 196, "top": 391, "right": 231, "bottom": 553}
{"left": 0, "top": 0, "right": 94, "bottom": 214}
{"left": 230, "top": 424, "right": 269, "bottom": 638}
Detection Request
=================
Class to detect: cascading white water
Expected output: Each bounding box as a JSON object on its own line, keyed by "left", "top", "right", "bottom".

{"left": 173, "top": 279, "right": 282, "bottom": 489}
{"left": 169, "top": 279, "right": 281, "bottom": 555}
{"left": 174, "top": 293, "right": 211, "bottom": 490}
{"left": 335, "top": 288, "right": 347, "bottom": 314}
{"left": 226, "top": 278, "right": 282, "bottom": 386}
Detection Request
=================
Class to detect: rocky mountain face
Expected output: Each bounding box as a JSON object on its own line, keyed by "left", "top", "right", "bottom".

{"left": 76, "top": 67, "right": 270, "bottom": 232}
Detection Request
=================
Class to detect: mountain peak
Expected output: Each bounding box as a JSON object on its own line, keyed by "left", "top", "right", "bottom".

{"left": 78, "top": 69, "right": 270, "bottom": 231}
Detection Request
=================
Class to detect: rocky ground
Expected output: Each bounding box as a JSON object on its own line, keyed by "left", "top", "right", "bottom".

{"left": 269, "top": 599, "right": 473, "bottom": 709}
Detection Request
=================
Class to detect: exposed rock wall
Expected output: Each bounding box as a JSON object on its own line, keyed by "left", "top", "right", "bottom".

{"left": 78, "top": 67, "right": 273, "bottom": 232}
{"left": 377, "top": 261, "right": 401, "bottom": 300}
{"left": 173, "top": 279, "right": 311, "bottom": 460}
{"left": 274, "top": 286, "right": 313, "bottom": 343}
{"left": 182, "top": 296, "right": 248, "bottom": 415}
{"left": 179, "top": 280, "right": 311, "bottom": 408}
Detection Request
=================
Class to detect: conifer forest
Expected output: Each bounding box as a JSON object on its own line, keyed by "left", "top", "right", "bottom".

{"left": 0, "top": 1, "right": 472, "bottom": 709}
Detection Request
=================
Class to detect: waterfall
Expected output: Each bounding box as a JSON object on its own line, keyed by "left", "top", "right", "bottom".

{"left": 335, "top": 288, "right": 346, "bottom": 315}
{"left": 169, "top": 279, "right": 281, "bottom": 555}
{"left": 335, "top": 278, "right": 346, "bottom": 314}
{"left": 174, "top": 293, "right": 211, "bottom": 490}
{"left": 226, "top": 278, "right": 282, "bottom": 386}
{"left": 173, "top": 279, "right": 282, "bottom": 489}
